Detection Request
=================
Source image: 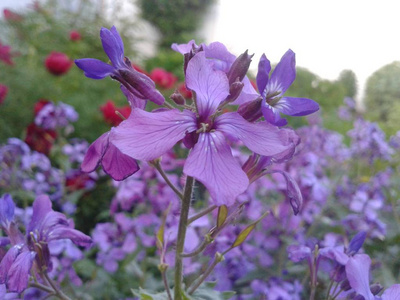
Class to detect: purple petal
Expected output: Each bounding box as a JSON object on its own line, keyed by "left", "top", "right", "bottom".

{"left": 278, "top": 171, "right": 303, "bottom": 215}
{"left": 110, "top": 26, "right": 124, "bottom": 58}
{"left": 382, "top": 284, "right": 400, "bottom": 300}
{"left": 345, "top": 254, "right": 375, "bottom": 300}
{"left": 0, "top": 246, "right": 21, "bottom": 284}
{"left": 278, "top": 97, "right": 319, "bottom": 116}
{"left": 100, "top": 27, "right": 124, "bottom": 68}
{"left": 81, "top": 132, "right": 109, "bottom": 173}
{"left": 0, "top": 194, "right": 15, "bottom": 225}
{"left": 256, "top": 54, "right": 271, "bottom": 96}
{"left": 7, "top": 251, "right": 36, "bottom": 293}
{"left": 28, "top": 195, "right": 53, "bottom": 233}
{"left": 269, "top": 49, "right": 296, "bottom": 94}
{"left": 101, "top": 141, "right": 140, "bottom": 181}
{"left": 120, "top": 85, "right": 146, "bottom": 110}
{"left": 215, "top": 112, "right": 293, "bottom": 156}
{"left": 185, "top": 52, "right": 229, "bottom": 119}
{"left": 171, "top": 40, "right": 198, "bottom": 54}
{"left": 203, "top": 42, "right": 236, "bottom": 72}
{"left": 347, "top": 231, "right": 367, "bottom": 255}
{"left": 74, "top": 58, "right": 115, "bottom": 79}
{"left": 261, "top": 104, "right": 288, "bottom": 126}
{"left": 232, "top": 76, "right": 259, "bottom": 106}
{"left": 184, "top": 132, "right": 249, "bottom": 206}
{"left": 319, "top": 246, "right": 349, "bottom": 265}
{"left": 287, "top": 245, "right": 311, "bottom": 262}
{"left": 47, "top": 227, "right": 92, "bottom": 247}
{"left": 111, "top": 108, "right": 197, "bottom": 161}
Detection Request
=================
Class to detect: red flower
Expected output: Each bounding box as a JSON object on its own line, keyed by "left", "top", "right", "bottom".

{"left": 3, "top": 9, "right": 23, "bottom": 22}
{"left": 34, "top": 99, "right": 51, "bottom": 115}
{"left": 25, "top": 123, "right": 57, "bottom": 155}
{"left": 69, "top": 30, "right": 82, "bottom": 41}
{"left": 150, "top": 68, "right": 177, "bottom": 89}
{"left": 0, "top": 42, "right": 15, "bottom": 66}
{"left": 177, "top": 82, "right": 192, "bottom": 99}
{"left": 100, "top": 100, "right": 131, "bottom": 126}
{"left": 44, "top": 52, "right": 73, "bottom": 76}
{"left": 0, "top": 84, "right": 8, "bottom": 105}
{"left": 66, "top": 170, "right": 94, "bottom": 191}
{"left": 132, "top": 63, "right": 149, "bottom": 76}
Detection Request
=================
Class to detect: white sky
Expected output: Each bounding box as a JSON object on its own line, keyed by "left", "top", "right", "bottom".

{"left": 201, "top": 0, "right": 400, "bottom": 100}
{"left": 2, "top": 0, "right": 400, "bottom": 100}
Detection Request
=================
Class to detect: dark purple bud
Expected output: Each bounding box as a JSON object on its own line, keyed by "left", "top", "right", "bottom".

{"left": 340, "top": 279, "right": 351, "bottom": 291}
{"left": 227, "top": 50, "right": 253, "bottom": 85}
{"left": 170, "top": 90, "right": 186, "bottom": 106}
{"left": 353, "top": 295, "right": 365, "bottom": 300}
{"left": 370, "top": 283, "right": 383, "bottom": 295}
{"left": 237, "top": 97, "right": 263, "bottom": 122}
{"left": 226, "top": 80, "right": 244, "bottom": 103}
{"left": 119, "top": 69, "right": 165, "bottom": 105}
{"left": 347, "top": 231, "right": 367, "bottom": 255}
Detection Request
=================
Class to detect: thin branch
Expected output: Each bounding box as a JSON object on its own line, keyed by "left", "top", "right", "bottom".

{"left": 151, "top": 160, "right": 183, "bottom": 199}
{"left": 187, "top": 205, "right": 217, "bottom": 225}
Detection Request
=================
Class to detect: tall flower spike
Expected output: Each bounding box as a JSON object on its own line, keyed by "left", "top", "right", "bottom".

{"left": 75, "top": 26, "right": 164, "bottom": 105}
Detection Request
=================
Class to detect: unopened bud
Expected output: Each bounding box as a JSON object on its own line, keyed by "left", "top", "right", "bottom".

{"left": 237, "top": 97, "right": 263, "bottom": 122}
{"left": 340, "top": 279, "right": 351, "bottom": 291}
{"left": 370, "top": 283, "right": 383, "bottom": 295}
{"left": 226, "top": 80, "right": 244, "bottom": 103}
{"left": 227, "top": 50, "right": 253, "bottom": 85}
{"left": 170, "top": 90, "right": 186, "bottom": 106}
{"left": 183, "top": 44, "right": 203, "bottom": 75}
{"left": 119, "top": 69, "right": 165, "bottom": 105}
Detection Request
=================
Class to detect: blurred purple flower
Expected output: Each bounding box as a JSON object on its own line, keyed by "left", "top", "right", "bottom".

{"left": 75, "top": 26, "right": 164, "bottom": 105}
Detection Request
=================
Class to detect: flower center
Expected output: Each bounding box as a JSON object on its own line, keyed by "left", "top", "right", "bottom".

{"left": 265, "top": 90, "right": 282, "bottom": 107}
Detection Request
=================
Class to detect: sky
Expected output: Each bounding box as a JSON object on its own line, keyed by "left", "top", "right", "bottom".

{"left": 200, "top": 0, "right": 400, "bottom": 100}
{"left": 2, "top": 0, "right": 400, "bottom": 100}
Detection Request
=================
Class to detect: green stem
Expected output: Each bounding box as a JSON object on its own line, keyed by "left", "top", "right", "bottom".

{"left": 173, "top": 176, "right": 194, "bottom": 300}
{"left": 152, "top": 160, "right": 183, "bottom": 199}
{"left": 187, "top": 205, "right": 217, "bottom": 225}
{"left": 188, "top": 252, "right": 224, "bottom": 295}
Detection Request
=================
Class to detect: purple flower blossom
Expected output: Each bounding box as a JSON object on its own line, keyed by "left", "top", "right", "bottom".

{"left": 240, "top": 50, "right": 319, "bottom": 126}
{"left": 75, "top": 26, "right": 164, "bottom": 105}
{"left": 35, "top": 101, "right": 78, "bottom": 130}
{"left": 112, "top": 51, "right": 295, "bottom": 206}
{"left": 0, "top": 194, "right": 91, "bottom": 293}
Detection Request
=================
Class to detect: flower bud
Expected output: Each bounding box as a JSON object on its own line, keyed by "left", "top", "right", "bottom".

{"left": 119, "top": 69, "right": 165, "bottom": 105}
{"left": 227, "top": 50, "right": 253, "bottom": 85}
{"left": 370, "top": 283, "right": 383, "bottom": 295}
{"left": 340, "top": 279, "right": 351, "bottom": 291}
{"left": 237, "top": 97, "right": 263, "bottom": 122}
{"left": 45, "top": 52, "right": 73, "bottom": 76}
{"left": 170, "top": 90, "right": 186, "bottom": 106}
{"left": 69, "top": 30, "right": 82, "bottom": 41}
{"left": 226, "top": 80, "right": 244, "bottom": 103}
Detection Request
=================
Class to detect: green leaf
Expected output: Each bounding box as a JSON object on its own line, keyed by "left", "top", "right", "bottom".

{"left": 231, "top": 211, "right": 270, "bottom": 248}
{"left": 217, "top": 205, "right": 228, "bottom": 228}
{"left": 156, "top": 202, "right": 172, "bottom": 250}
{"left": 131, "top": 287, "right": 172, "bottom": 300}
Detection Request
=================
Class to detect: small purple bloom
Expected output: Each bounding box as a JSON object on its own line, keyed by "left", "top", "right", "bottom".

{"left": 75, "top": 26, "right": 164, "bottom": 105}
{"left": 245, "top": 50, "right": 319, "bottom": 126}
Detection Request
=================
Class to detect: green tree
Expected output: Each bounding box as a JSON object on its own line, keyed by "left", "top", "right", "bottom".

{"left": 364, "top": 61, "right": 400, "bottom": 125}
{"left": 338, "top": 69, "right": 358, "bottom": 98}
{"left": 137, "top": 0, "right": 214, "bottom": 49}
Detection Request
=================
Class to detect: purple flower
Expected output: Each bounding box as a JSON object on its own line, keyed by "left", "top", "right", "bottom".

{"left": 75, "top": 26, "right": 164, "bottom": 105}
{"left": 111, "top": 52, "right": 294, "bottom": 206}
{"left": 240, "top": 50, "right": 319, "bottom": 126}
{"left": 0, "top": 194, "right": 91, "bottom": 293}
